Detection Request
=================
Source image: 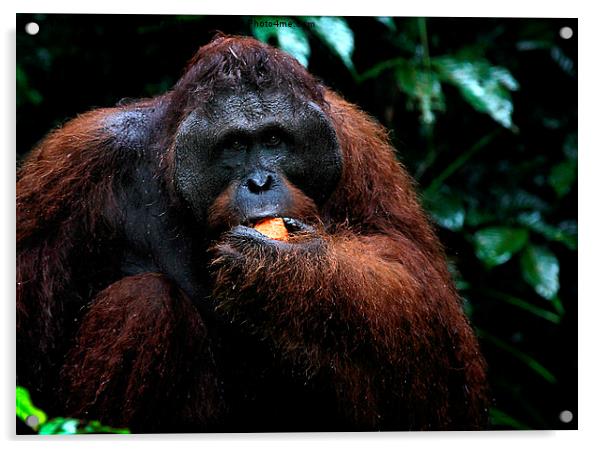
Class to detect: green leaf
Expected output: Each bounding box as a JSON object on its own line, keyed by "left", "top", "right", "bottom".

{"left": 549, "top": 160, "right": 577, "bottom": 198}
{"left": 302, "top": 16, "right": 355, "bottom": 72}
{"left": 16, "top": 386, "right": 47, "bottom": 430}
{"left": 551, "top": 46, "right": 576, "bottom": 77}
{"left": 395, "top": 65, "right": 445, "bottom": 125}
{"left": 498, "top": 189, "right": 549, "bottom": 213}
{"left": 39, "top": 418, "right": 130, "bottom": 435}
{"left": 465, "top": 205, "right": 496, "bottom": 227}
{"left": 358, "top": 57, "right": 408, "bottom": 83}
{"left": 81, "top": 420, "right": 130, "bottom": 434}
{"left": 552, "top": 295, "right": 566, "bottom": 316}
{"left": 375, "top": 16, "right": 396, "bottom": 32}
{"left": 520, "top": 244, "right": 560, "bottom": 300}
{"left": 434, "top": 56, "right": 519, "bottom": 129}
{"left": 563, "top": 132, "right": 577, "bottom": 161}
{"left": 558, "top": 220, "right": 578, "bottom": 250}
{"left": 38, "top": 418, "right": 80, "bottom": 435}
{"left": 517, "top": 212, "right": 577, "bottom": 250}
{"left": 473, "top": 227, "right": 529, "bottom": 267}
{"left": 252, "top": 17, "right": 310, "bottom": 67}
{"left": 482, "top": 288, "right": 561, "bottom": 324}
{"left": 447, "top": 262, "right": 470, "bottom": 291}
{"left": 490, "top": 407, "right": 530, "bottom": 430}
{"left": 16, "top": 64, "right": 43, "bottom": 107}
{"left": 423, "top": 189, "right": 464, "bottom": 231}
{"left": 477, "top": 329, "right": 557, "bottom": 383}
{"left": 425, "top": 130, "right": 501, "bottom": 195}
{"left": 17, "top": 386, "right": 129, "bottom": 434}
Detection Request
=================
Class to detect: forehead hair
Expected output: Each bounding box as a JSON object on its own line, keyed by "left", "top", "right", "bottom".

{"left": 168, "top": 35, "right": 326, "bottom": 117}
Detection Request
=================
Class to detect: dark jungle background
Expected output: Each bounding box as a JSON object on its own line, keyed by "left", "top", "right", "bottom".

{"left": 16, "top": 14, "right": 577, "bottom": 432}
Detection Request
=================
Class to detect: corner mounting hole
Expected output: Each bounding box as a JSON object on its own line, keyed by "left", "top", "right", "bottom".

{"left": 25, "top": 415, "right": 40, "bottom": 428}
{"left": 25, "top": 22, "right": 39, "bottom": 35}
{"left": 559, "top": 410, "right": 573, "bottom": 423}
{"left": 559, "top": 26, "right": 573, "bottom": 39}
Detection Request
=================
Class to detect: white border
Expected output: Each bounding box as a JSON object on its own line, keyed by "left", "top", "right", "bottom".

{"left": 3, "top": 1, "right": 600, "bottom": 448}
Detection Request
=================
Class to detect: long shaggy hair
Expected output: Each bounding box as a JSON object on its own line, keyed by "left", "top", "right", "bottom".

{"left": 17, "top": 34, "right": 488, "bottom": 432}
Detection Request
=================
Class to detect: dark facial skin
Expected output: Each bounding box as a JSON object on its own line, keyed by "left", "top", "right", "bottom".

{"left": 173, "top": 88, "right": 342, "bottom": 237}
{"left": 116, "top": 88, "right": 342, "bottom": 311}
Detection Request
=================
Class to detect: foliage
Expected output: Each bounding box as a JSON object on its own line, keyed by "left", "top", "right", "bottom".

{"left": 16, "top": 14, "right": 576, "bottom": 430}
{"left": 251, "top": 17, "right": 310, "bottom": 67}
{"left": 16, "top": 386, "right": 47, "bottom": 427}
{"left": 37, "top": 418, "right": 129, "bottom": 435}
{"left": 16, "top": 386, "right": 129, "bottom": 434}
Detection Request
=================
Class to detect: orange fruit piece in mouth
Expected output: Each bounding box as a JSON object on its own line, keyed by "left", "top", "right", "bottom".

{"left": 253, "top": 217, "right": 289, "bottom": 241}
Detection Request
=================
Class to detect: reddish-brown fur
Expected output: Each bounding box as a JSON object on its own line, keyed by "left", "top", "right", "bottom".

{"left": 61, "top": 273, "right": 224, "bottom": 431}
{"left": 17, "top": 35, "right": 488, "bottom": 432}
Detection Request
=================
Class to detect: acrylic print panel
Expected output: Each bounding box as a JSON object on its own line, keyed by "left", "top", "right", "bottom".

{"left": 16, "top": 14, "right": 577, "bottom": 434}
